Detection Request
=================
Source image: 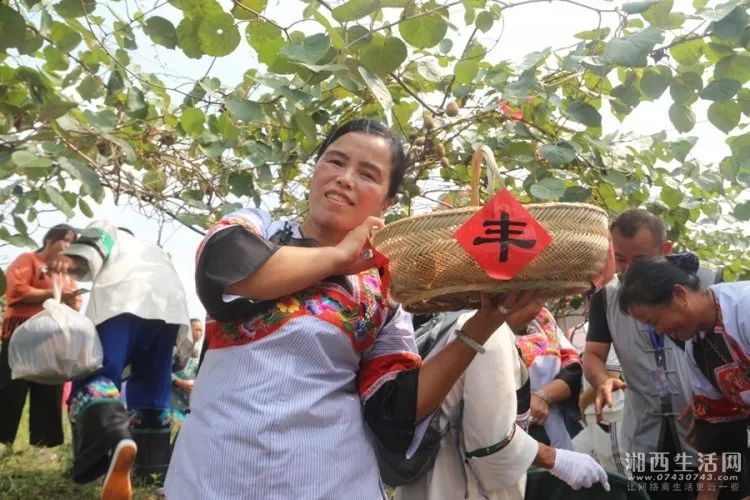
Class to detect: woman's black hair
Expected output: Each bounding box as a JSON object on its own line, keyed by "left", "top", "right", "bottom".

{"left": 38, "top": 223, "right": 76, "bottom": 251}
{"left": 315, "top": 118, "right": 406, "bottom": 199}
{"left": 618, "top": 253, "right": 701, "bottom": 314}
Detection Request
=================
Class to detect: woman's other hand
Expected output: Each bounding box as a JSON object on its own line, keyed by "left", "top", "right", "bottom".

{"left": 333, "top": 216, "right": 384, "bottom": 275}
{"left": 461, "top": 290, "right": 543, "bottom": 345}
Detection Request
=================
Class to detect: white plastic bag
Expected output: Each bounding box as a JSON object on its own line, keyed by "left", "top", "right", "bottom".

{"left": 8, "top": 277, "right": 102, "bottom": 384}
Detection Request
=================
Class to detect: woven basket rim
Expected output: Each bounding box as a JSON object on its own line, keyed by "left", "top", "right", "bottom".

{"left": 374, "top": 201, "right": 609, "bottom": 240}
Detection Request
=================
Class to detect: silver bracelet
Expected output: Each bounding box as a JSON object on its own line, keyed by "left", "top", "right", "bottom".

{"left": 455, "top": 329, "right": 486, "bottom": 354}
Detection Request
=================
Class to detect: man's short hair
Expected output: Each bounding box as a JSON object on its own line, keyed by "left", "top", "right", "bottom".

{"left": 610, "top": 209, "right": 666, "bottom": 244}
{"left": 190, "top": 318, "right": 202, "bottom": 324}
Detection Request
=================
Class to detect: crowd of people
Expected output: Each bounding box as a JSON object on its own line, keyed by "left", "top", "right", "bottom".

{"left": 0, "top": 118, "right": 747, "bottom": 500}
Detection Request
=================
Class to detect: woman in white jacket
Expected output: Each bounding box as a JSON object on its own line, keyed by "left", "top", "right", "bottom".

{"left": 396, "top": 312, "right": 610, "bottom": 500}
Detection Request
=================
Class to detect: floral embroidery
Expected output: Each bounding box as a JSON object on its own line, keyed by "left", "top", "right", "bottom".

{"left": 209, "top": 269, "right": 387, "bottom": 353}
{"left": 130, "top": 408, "right": 173, "bottom": 430}
{"left": 278, "top": 297, "right": 301, "bottom": 314}
{"left": 68, "top": 376, "right": 120, "bottom": 423}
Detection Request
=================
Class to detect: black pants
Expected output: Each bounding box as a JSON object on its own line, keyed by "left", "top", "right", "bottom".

{"left": 0, "top": 338, "right": 64, "bottom": 447}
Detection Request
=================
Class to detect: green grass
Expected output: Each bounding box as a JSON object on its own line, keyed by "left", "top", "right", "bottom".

{"left": 0, "top": 397, "right": 161, "bottom": 500}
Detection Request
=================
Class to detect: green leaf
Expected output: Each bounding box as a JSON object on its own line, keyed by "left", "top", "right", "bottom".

{"left": 640, "top": 65, "right": 671, "bottom": 99}
{"left": 217, "top": 113, "right": 240, "bottom": 141}
{"left": 561, "top": 186, "right": 592, "bottom": 202}
{"left": 455, "top": 41, "right": 485, "bottom": 84}
{"left": 181, "top": 107, "right": 205, "bottom": 136}
{"left": 565, "top": 100, "right": 602, "bottom": 127}
{"left": 530, "top": 177, "right": 566, "bottom": 200}
{"left": 574, "top": 27, "right": 610, "bottom": 40}
{"left": 539, "top": 143, "right": 576, "bottom": 165}
{"left": 360, "top": 36, "right": 407, "bottom": 76}
{"left": 199, "top": 13, "right": 241, "bottom": 57}
{"left": 39, "top": 100, "right": 77, "bottom": 121}
{"left": 43, "top": 45, "right": 69, "bottom": 72}
{"left": 738, "top": 88, "right": 750, "bottom": 116}
{"left": 358, "top": 67, "right": 392, "bottom": 118}
{"left": 603, "top": 27, "right": 664, "bottom": 67}
{"left": 454, "top": 59, "right": 479, "bottom": 84}
{"left": 0, "top": 268, "right": 5, "bottom": 295}
{"left": 257, "top": 164, "right": 273, "bottom": 184}
{"left": 643, "top": 0, "right": 673, "bottom": 27}
{"left": 734, "top": 201, "right": 750, "bottom": 221}
{"left": 143, "top": 170, "right": 167, "bottom": 192}
{"left": 669, "top": 38, "right": 703, "bottom": 65}
{"left": 44, "top": 186, "right": 74, "bottom": 218}
{"left": 144, "top": 16, "right": 178, "bottom": 49}
{"left": 670, "top": 137, "right": 697, "bottom": 162}
{"left": 83, "top": 109, "right": 117, "bottom": 131}
{"left": 228, "top": 171, "right": 254, "bottom": 196}
{"left": 50, "top": 21, "right": 82, "bottom": 52}
{"left": 719, "top": 156, "right": 739, "bottom": 179}
{"left": 332, "top": 0, "right": 379, "bottom": 22}
{"left": 77, "top": 75, "right": 105, "bottom": 100}
{"left": 79, "top": 198, "right": 94, "bottom": 218}
{"left": 231, "top": 0, "right": 267, "bottom": 20}
{"left": 53, "top": 0, "right": 96, "bottom": 18}
{"left": 225, "top": 98, "right": 263, "bottom": 122}
{"left": 399, "top": 6, "right": 448, "bottom": 49}
{"left": 312, "top": 11, "right": 345, "bottom": 50}
{"left": 176, "top": 17, "right": 203, "bottom": 58}
{"left": 713, "top": 6, "right": 748, "bottom": 40}
{"left": 715, "top": 53, "right": 750, "bottom": 83}
{"left": 293, "top": 110, "right": 317, "bottom": 141}
{"left": 475, "top": 11, "right": 493, "bottom": 32}
{"left": 696, "top": 2, "right": 737, "bottom": 21}
{"left": 16, "top": 28, "right": 44, "bottom": 55}
{"left": 700, "top": 78, "right": 741, "bottom": 101}
{"left": 728, "top": 133, "right": 750, "bottom": 163}
{"left": 708, "top": 100, "right": 741, "bottom": 134}
{"left": 668, "top": 103, "right": 695, "bottom": 132}
{"left": 279, "top": 33, "right": 331, "bottom": 64}
{"left": 59, "top": 157, "right": 102, "bottom": 194}
{"left": 127, "top": 87, "right": 148, "bottom": 119}
{"left": 661, "top": 186, "right": 684, "bottom": 208}
{"left": 622, "top": 0, "right": 658, "bottom": 14}
{"left": 12, "top": 151, "right": 53, "bottom": 168}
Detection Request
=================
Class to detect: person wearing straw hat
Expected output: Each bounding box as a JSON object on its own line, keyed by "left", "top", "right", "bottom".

{"left": 0, "top": 224, "right": 80, "bottom": 454}
{"left": 582, "top": 209, "right": 722, "bottom": 499}
{"left": 165, "top": 118, "right": 541, "bottom": 500}
{"left": 49, "top": 220, "right": 191, "bottom": 500}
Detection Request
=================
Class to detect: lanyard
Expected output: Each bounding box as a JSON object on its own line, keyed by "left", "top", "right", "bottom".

{"left": 648, "top": 326, "right": 666, "bottom": 369}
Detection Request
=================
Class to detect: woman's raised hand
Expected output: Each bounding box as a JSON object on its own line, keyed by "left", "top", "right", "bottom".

{"left": 461, "top": 290, "right": 543, "bottom": 345}
{"left": 333, "top": 216, "right": 384, "bottom": 275}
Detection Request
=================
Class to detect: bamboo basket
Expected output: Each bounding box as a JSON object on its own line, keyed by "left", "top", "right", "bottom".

{"left": 371, "top": 146, "right": 610, "bottom": 314}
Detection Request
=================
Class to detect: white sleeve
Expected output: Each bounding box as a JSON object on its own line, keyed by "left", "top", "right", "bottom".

{"left": 459, "top": 320, "right": 539, "bottom": 490}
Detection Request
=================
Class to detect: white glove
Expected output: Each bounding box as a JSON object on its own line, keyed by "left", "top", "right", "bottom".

{"left": 550, "top": 448, "right": 610, "bottom": 491}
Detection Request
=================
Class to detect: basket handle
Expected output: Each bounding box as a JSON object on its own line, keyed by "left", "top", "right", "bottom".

{"left": 469, "top": 145, "right": 503, "bottom": 206}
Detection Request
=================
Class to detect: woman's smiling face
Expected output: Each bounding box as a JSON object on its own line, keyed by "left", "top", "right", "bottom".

{"left": 306, "top": 132, "right": 393, "bottom": 237}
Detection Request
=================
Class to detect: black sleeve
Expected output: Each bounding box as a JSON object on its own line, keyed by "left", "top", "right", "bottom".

{"left": 363, "top": 369, "right": 419, "bottom": 455}
{"left": 694, "top": 418, "right": 750, "bottom": 454}
{"left": 555, "top": 362, "right": 583, "bottom": 397}
{"left": 195, "top": 225, "right": 279, "bottom": 322}
{"left": 586, "top": 289, "right": 612, "bottom": 343}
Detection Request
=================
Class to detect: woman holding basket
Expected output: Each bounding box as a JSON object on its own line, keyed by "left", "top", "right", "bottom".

{"left": 166, "top": 119, "right": 540, "bottom": 499}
